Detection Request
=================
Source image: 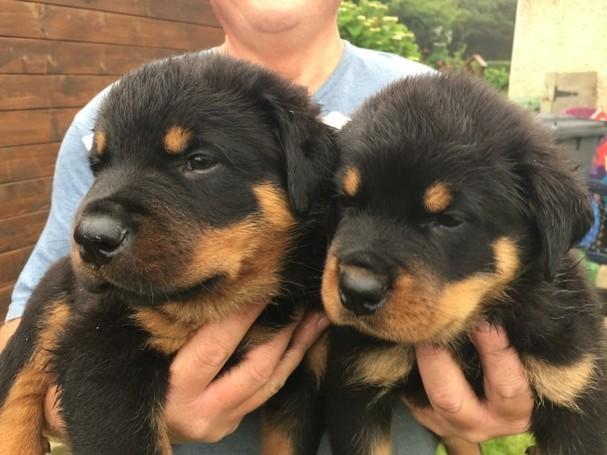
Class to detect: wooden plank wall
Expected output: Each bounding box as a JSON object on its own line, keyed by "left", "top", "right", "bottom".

{"left": 0, "top": 0, "right": 224, "bottom": 319}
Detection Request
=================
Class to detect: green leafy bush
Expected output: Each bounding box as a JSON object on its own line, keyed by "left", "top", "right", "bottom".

{"left": 484, "top": 66, "right": 510, "bottom": 92}
{"left": 338, "top": 0, "right": 421, "bottom": 60}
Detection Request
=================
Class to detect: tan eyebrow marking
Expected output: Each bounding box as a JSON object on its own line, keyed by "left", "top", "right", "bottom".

{"left": 94, "top": 131, "right": 106, "bottom": 156}
{"left": 342, "top": 167, "right": 361, "bottom": 197}
{"left": 163, "top": 126, "right": 192, "bottom": 155}
{"left": 424, "top": 182, "right": 452, "bottom": 213}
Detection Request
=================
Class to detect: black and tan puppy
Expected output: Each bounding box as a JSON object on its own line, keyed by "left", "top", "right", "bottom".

{"left": 0, "top": 54, "right": 336, "bottom": 455}
{"left": 322, "top": 73, "right": 607, "bottom": 455}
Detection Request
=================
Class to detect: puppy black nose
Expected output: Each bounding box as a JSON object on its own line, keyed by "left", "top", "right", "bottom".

{"left": 339, "top": 265, "right": 390, "bottom": 316}
{"left": 74, "top": 214, "right": 129, "bottom": 266}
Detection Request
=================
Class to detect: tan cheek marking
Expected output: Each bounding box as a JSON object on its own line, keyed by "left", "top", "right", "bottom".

{"left": 492, "top": 236, "right": 520, "bottom": 279}
{"left": 94, "top": 130, "right": 106, "bottom": 156}
{"left": 163, "top": 125, "right": 192, "bottom": 154}
{"left": 321, "top": 248, "right": 345, "bottom": 324}
{"left": 348, "top": 345, "right": 414, "bottom": 388}
{"left": 524, "top": 354, "right": 596, "bottom": 410}
{"left": 342, "top": 167, "right": 361, "bottom": 197}
{"left": 260, "top": 414, "right": 295, "bottom": 455}
{"left": 178, "top": 183, "right": 295, "bottom": 290}
{"left": 253, "top": 183, "right": 296, "bottom": 229}
{"left": 424, "top": 182, "right": 452, "bottom": 213}
{"left": 0, "top": 302, "right": 70, "bottom": 455}
{"left": 431, "top": 237, "right": 520, "bottom": 341}
{"left": 181, "top": 219, "right": 263, "bottom": 285}
{"left": 368, "top": 237, "right": 519, "bottom": 344}
{"left": 158, "top": 189, "right": 296, "bottom": 328}
{"left": 305, "top": 332, "right": 329, "bottom": 388}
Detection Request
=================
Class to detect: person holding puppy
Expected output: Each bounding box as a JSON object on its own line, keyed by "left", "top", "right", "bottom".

{"left": 1, "top": 1, "right": 533, "bottom": 453}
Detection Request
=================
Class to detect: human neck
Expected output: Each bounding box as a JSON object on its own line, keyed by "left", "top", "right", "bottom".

{"left": 217, "top": 26, "right": 344, "bottom": 93}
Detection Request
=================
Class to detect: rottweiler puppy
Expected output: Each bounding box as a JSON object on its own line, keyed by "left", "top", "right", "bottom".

{"left": 322, "top": 73, "right": 607, "bottom": 455}
{"left": 0, "top": 53, "right": 336, "bottom": 455}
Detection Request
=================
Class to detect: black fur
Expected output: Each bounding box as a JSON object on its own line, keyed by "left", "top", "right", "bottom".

{"left": 0, "top": 53, "right": 337, "bottom": 455}
{"left": 323, "top": 73, "right": 607, "bottom": 455}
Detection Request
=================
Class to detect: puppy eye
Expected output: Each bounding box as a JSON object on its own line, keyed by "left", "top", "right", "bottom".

{"left": 185, "top": 153, "right": 218, "bottom": 173}
{"left": 435, "top": 213, "right": 463, "bottom": 229}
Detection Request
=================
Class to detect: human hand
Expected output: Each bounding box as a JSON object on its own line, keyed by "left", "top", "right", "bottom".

{"left": 404, "top": 322, "right": 533, "bottom": 443}
{"left": 44, "top": 305, "right": 329, "bottom": 443}
{"left": 164, "top": 305, "right": 329, "bottom": 442}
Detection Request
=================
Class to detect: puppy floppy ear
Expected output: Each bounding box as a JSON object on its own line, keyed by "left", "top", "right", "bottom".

{"left": 524, "top": 144, "right": 593, "bottom": 281}
{"left": 265, "top": 94, "right": 338, "bottom": 215}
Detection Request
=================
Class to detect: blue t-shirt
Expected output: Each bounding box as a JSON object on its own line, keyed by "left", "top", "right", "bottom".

{"left": 7, "top": 41, "right": 437, "bottom": 455}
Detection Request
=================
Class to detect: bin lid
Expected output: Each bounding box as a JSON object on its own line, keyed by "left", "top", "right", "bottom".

{"left": 537, "top": 113, "right": 607, "bottom": 140}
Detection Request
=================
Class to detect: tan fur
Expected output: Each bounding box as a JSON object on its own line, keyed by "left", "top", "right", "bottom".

{"left": 0, "top": 302, "right": 70, "bottom": 455}
{"left": 305, "top": 332, "right": 329, "bottom": 388}
{"left": 323, "top": 237, "right": 520, "bottom": 344}
{"left": 94, "top": 130, "right": 106, "bottom": 156}
{"left": 131, "top": 183, "right": 296, "bottom": 350}
{"left": 442, "top": 437, "right": 483, "bottom": 455}
{"left": 342, "top": 167, "right": 361, "bottom": 197}
{"left": 253, "top": 183, "right": 296, "bottom": 230}
{"left": 321, "top": 247, "right": 343, "bottom": 323}
{"left": 370, "top": 431, "right": 392, "bottom": 455}
{"left": 424, "top": 182, "right": 453, "bottom": 213}
{"left": 348, "top": 345, "right": 414, "bottom": 388}
{"left": 260, "top": 414, "right": 294, "bottom": 455}
{"left": 524, "top": 354, "right": 597, "bottom": 410}
{"left": 132, "top": 307, "right": 195, "bottom": 355}
{"left": 163, "top": 125, "right": 192, "bottom": 155}
{"left": 154, "top": 413, "right": 172, "bottom": 455}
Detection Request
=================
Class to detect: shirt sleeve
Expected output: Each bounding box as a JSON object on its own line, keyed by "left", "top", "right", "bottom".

{"left": 5, "top": 115, "right": 95, "bottom": 321}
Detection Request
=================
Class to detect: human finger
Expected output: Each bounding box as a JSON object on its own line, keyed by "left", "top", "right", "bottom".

{"left": 234, "top": 311, "right": 329, "bottom": 415}
{"left": 199, "top": 312, "right": 304, "bottom": 413}
{"left": 169, "top": 302, "right": 267, "bottom": 399}
{"left": 471, "top": 323, "right": 533, "bottom": 425}
{"left": 415, "top": 344, "right": 484, "bottom": 426}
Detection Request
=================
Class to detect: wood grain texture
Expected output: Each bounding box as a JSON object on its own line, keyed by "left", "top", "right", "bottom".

{"left": 1, "top": 1, "right": 224, "bottom": 50}
{"left": 0, "top": 142, "right": 60, "bottom": 184}
{"left": 0, "top": 178, "right": 53, "bottom": 220}
{"left": 0, "top": 74, "right": 116, "bottom": 110}
{"left": 0, "top": 211, "right": 48, "bottom": 254}
{"left": 0, "top": 37, "right": 184, "bottom": 75}
{"left": 0, "top": 246, "right": 33, "bottom": 288}
{"left": 22, "top": 0, "right": 219, "bottom": 26}
{"left": 0, "top": 108, "right": 77, "bottom": 147}
{"left": 0, "top": 283, "right": 14, "bottom": 321}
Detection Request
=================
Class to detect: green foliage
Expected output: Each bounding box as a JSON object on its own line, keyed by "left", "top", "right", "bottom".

{"left": 385, "top": 0, "right": 517, "bottom": 61}
{"left": 485, "top": 66, "right": 510, "bottom": 92}
{"left": 338, "top": 0, "right": 420, "bottom": 60}
{"left": 424, "top": 42, "right": 466, "bottom": 70}
{"left": 436, "top": 433, "right": 536, "bottom": 455}
{"left": 385, "top": 0, "right": 463, "bottom": 56}
{"left": 450, "top": 0, "right": 518, "bottom": 61}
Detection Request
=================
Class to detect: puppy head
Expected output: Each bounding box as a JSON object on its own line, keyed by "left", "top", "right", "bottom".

{"left": 72, "top": 54, "right": 335, "bottom": 312}
{"left": 322, "top": 73, "right": 592, "bottom": 344}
